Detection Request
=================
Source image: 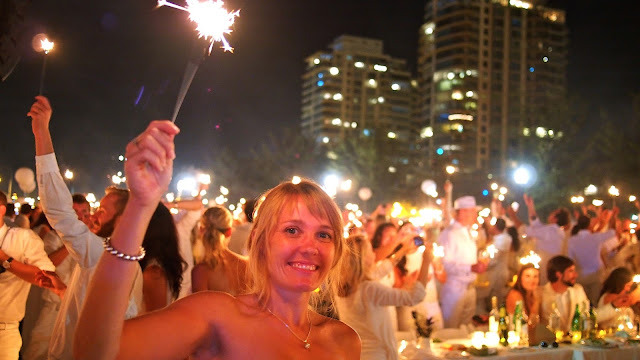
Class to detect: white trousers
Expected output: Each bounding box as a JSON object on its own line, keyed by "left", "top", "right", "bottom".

{"left": 440, "top": 281, "right": 476, "bottom": 328}
{"left": 22, "top": 300, "right": 60, "bottom": 360}
{"left": 0, "top": 326, "right": 21, "bottom": 360}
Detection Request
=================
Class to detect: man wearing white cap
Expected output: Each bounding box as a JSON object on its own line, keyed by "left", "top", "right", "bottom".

{"left": 438, "top": 195, "right": 487, "bottom": 328}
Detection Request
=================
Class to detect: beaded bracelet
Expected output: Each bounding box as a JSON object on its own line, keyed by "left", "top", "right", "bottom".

{"left": 102, "top": 237, "right": 146, "bottom": 261}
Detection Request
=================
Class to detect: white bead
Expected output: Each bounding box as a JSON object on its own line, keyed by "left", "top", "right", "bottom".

{"left": 304, "top": 343, "right": 310, "bottom": 349}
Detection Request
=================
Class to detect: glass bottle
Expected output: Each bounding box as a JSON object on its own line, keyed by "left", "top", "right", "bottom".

{"left": 548, "top": 302, "right": 563, "bottom": 342}
{"left": 499, "top": 305, "right": 509, "bottom": 346}
{"left": 589, "top": 303, "right": 598, "bottom": 338}
{"left": 571, "top": 304, "right": 582, "bottom": 343}
{"left": 581, "top": 301, "right": 594, "bottom": 339}
{"left": 489, "top": 296, "right": 499, "bottom": 333}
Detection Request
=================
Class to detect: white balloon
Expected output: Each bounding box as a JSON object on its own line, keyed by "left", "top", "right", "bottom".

{"left": 421, "top": 179, "right": 437, "bottom": 195}
{"left": 21, "top": 181, "right": 36, "bottom": 194}
{"left": 358, "top": 187, "right": 372, "bottom": 201}
{"left": 14, "top": 167, "right": 35, "bottom": 186}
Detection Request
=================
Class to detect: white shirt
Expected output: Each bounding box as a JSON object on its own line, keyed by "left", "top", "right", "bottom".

{"left": 439, "top": 221, "right": 477, "bottom": 285}
{"left": 0, "top": 224, "right": 55, "bottom": 323}
{"left": 336, "top": 281, "right": 426, "bottom": 360}
{"left": 228, "top": 222, "right": 252, "bottom": 256}
{"left": 541, "top": 282, "right": 588, "bottom": 331}
{"left": 173, "top": 209, "right": 200, "bottom": 299}
{"left": 568, "top": 229, "right": 618, "bottom": 277}
{"left": 36, "top": 153, "right": 143, "bottom": 360}
{"left": 525, "top": 219, "right": 565, "bottom": 255}
{"left": 34, "top": 225, "right": 76, "bottom": 304}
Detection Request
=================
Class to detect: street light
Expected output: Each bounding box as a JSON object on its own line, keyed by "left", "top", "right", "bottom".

{"left": 630, "top": 195, "right": 637, "bottom": 202}
{"left": 445, "top": 165, "right": 456, "bottom": 175}
{"left": 64, "top": 169, "right": 73, "bottom": 180}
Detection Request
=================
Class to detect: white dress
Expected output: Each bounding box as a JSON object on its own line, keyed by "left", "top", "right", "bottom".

{"left": 336, "top": 281, "right": 426, "bottom": 360}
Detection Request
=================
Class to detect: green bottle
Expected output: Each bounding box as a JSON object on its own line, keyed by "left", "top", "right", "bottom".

{"left": 499, "top": 305, "right": 509, "bottom": 346}
{"left": 513, "top": 300, "right": 523, "bottom": 334}
{"left": 571, "top": 304, "right": 582, "bottom": 343}
{"left": 589, "top": 303, "right": 598, "bottom": 339}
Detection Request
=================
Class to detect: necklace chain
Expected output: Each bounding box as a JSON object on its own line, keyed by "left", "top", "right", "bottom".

{"left": 266, "top": 307, "right": 312, "bottom": 350}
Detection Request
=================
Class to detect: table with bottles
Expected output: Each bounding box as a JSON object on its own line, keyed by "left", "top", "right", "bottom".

{"left": 400, "top": 296, "right": 640, "bottom": 359}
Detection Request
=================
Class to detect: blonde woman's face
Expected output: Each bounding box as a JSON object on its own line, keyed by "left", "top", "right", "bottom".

{"left": 267, "top": 199, "right": 336, "bottom": 293}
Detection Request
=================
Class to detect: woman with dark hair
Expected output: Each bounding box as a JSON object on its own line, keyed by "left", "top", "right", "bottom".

{"left": 139, "top": 203, "right": 186, "bottom": 312}
{"left": 597, "top": 267, "right": 638, "bottom": 329}
{"left": 506, "top": 264, "right": 541, "bottom": 321}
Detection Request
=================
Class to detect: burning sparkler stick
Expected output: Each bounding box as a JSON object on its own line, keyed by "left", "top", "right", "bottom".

{"left": 157, "top": 0, "right": 239, "bottom": 123}
{"left": 39, "top": 38, "right": 54, "bottom": 95}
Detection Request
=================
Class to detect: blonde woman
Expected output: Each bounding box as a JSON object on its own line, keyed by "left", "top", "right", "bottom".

{"left": 191, "top": 206, "right": 248, "bottom": 295}
{"left": 336, "top": 235, "right": 432, "bottom": 360}
{"left": 74, "top": 120, "right": 360, "bottom": 359}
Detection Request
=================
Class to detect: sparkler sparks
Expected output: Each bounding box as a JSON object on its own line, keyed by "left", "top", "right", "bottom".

{"left": 158, "top": 0, "right": 240, "bottom": 54}
{"left": 519, "top": 251, "right": 541, "bottom": 268}
{"left": 40, "top": 38, "right": 54, "bottom": 54}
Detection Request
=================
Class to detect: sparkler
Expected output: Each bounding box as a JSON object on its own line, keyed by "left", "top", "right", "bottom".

{"left": 432, "top": 243, "right": 444, "bottom": 258}
{"left": 519, "top": 250, "right": 541, "bottom": 268}
{"left": 157, "top": 0, "right": 240, "bottom": 122}
{"left": 39, "top": 38, "right": 54, "bottom": 95}
{"left": 486, "top": 244, "right": 498, "bottom": 259}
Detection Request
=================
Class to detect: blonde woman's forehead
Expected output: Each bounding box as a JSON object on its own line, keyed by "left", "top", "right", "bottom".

{"left": 276, "top": 198, "right": 332, "bottom": 227}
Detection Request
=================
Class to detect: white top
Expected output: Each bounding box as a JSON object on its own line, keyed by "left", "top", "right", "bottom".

{"left": 34, "top": 224, "right": 76, "bottom": 304}
{"left": 174, "top": 209, "right": 200, "bottom": 299}
{"left": 568, "top": 229, "right": 618, "bottom": 277}
{"left": 0, "top": 224, "right": 55, "bottom": 323}
{"left": 36, "top": 153, "right": 143, "bottom": 360}
{"left": 597, "top": 293, "right": 635, "bottom": 329}
{"left": 525, "top": 219, "right": 564, "bottom": 255}
{"left": 439, "top": 221, "right": 477, "bottom": 285}
{"left": 228, "top": 222, "right": 252, "bottom": 256}
{"left": 540, "top": 282, "right": 617, "bottom": 332}
{"left": 541, "top": 282, "right": 588, "bottom": 331}
{"left": 336, "top": 281, "right": 426, "bottom": 360}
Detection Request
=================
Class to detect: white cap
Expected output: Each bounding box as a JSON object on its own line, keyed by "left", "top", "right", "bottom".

{"left": 454, "top": 196, "right": 476, "bottom": 210}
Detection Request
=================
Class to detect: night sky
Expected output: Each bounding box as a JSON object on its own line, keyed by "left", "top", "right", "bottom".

{"left": 1, "top": 0, "right": 638, "bottom": 195}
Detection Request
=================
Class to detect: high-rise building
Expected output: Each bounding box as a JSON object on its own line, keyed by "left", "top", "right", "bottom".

{"left": 417, "top": 0, "right": 567, "bottom": 176}
{"left": 301, "top": 35, "right": 415, "bottom": 147}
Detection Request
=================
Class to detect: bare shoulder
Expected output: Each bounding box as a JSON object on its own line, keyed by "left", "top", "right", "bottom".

{"left": 313, "top": 313, "right": 361, "bottom": 358}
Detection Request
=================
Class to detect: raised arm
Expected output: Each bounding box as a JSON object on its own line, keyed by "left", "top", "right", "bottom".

{"left": 30, "top": 96, "right": 103, "bottom": 267}
{"left": 74, "top": 121, "right": 179, "bottom": 359}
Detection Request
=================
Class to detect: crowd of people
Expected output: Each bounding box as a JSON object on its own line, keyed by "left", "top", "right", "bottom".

{"left": 1, "top": 95, "right": 639, "bottom": 360}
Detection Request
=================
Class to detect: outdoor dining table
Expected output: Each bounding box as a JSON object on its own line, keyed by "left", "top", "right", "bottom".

{"left": 399, "top": 336, "right": 640, "bottom": 360}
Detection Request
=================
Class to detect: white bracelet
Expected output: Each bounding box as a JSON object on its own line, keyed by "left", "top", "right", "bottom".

{"left": 102, "top": 237, "right": 146, "bottom": 261}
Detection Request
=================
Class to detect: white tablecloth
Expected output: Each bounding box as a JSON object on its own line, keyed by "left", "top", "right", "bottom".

{"left": 399, "top": 336, "right": 640, "bottom": 360}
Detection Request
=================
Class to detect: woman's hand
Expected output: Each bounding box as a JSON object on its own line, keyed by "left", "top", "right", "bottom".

{"left": 36, "top": 270, "right": 66, "bottom": 298}
{"left": 124, "top": 121, "right": 179, "bottom": 207}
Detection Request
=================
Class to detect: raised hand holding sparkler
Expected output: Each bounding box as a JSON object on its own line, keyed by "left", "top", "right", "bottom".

{"left": 157, "top": 0, "right": 240, "bottom": 123}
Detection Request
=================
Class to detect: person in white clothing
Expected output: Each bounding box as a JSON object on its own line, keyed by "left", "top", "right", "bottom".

{"left": 596, "top": 267, "right": 640, "bottom": 330}
{"left": 28, "top": 95, "right": 144, "bottom": 360}
{"left": 336, "top": 235, "right": 431, "bottom": 360}
{"left": 484, "top": 218, "right": 512, "bottom": 306}
{"left": 438, "top": 196, "right": 487, "bottom": 328}
{"left": 568, "top": 214, "right": 619, "bottom": 304}
{"left": 0, "top": 191, "right": 59, "bottom": 360}
{"left": 540, "top": 255, "right": 630, "bottom": 332}
{"left": 166, "top": 197, "right": 204, "bottom": 299}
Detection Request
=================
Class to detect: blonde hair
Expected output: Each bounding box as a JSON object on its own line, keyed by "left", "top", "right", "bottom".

{"left": 336, "top": 235, "right": 370, "bottom": 297}
{"left": 246, "top": 179, "right": 345, "bottom": 307}
{"left": 200, "top": 206, "right": 233, "bottom": 268}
